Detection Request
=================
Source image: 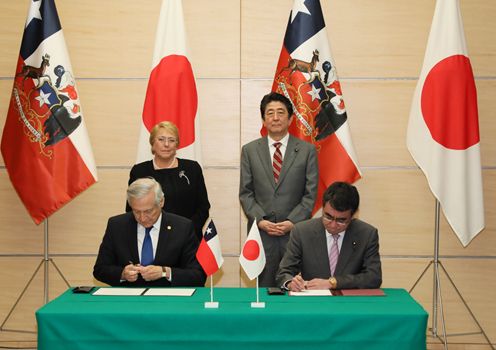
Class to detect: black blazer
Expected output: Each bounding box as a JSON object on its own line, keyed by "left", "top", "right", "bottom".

{"left": 93, "top": 211, "right": 206, "bottom": 287}
{"left": 127, "top": 158, "right": 210, "bottom": 240}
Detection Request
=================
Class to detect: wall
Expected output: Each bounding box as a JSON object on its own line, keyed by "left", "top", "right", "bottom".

{"left": 0, "top": 0, "right": 495, "bottom": 347}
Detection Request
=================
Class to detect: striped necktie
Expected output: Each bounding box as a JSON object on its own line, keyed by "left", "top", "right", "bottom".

{"left": 272, "top": 142, "right": 283, "bottom": 183}
{"left": 329, "top": 234, "right": 340, "bottom": 276}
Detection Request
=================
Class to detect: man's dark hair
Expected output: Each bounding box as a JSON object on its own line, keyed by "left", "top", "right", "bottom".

{"left": 322, "top": 182, "right": 360, "bottom": 215}
{"left": 260, "top": 92, "right": 293, "bottom": 120}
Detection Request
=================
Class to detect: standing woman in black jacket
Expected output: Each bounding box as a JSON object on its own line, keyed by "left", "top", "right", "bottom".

{"left": 127, "top": 121, "right": 210, "bottom": 241}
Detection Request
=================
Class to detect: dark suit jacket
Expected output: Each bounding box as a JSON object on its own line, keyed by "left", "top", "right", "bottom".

{"left": 93, "top": 211, "right": 206, "bottom": 287}
{"left": 276, "top": 218, "right": 382, "bottom": 289}
{"left": 239, "top": 134, "right": 318, "bottom": 225}
{"left": 126, "top": 158, "right": 210, "bottom": 240}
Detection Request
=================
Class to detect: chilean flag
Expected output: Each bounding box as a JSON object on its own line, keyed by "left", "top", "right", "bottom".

{"left": 136, "top": 0, "right": 202, "bottom": 163}
{"left": 407, "top": 0, "right": 484, "bottom": 246}
{"left": 1, "top": 0, "right": 97, "bottom": 224}
{"left": 239, "top": 220, "right": 266, "bottom": 280}
{"left": 196, "top": 219, "right": 224, "bottom": 276}
{"left": 268, "top": 0, "right": 361, "bottom": 214}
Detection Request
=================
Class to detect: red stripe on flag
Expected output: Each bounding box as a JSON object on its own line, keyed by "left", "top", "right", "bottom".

{"left": 196, "top": 239, "right": 219, "bottom": 276}
{"left": 2, "top": 102, "right": 95, "bottom": 224}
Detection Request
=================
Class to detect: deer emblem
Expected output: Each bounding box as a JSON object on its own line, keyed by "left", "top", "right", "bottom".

{"left": 279, "top": 50, "right": 320, "bottom": 82}
{"left": 16, "top": 53, "right": 51, "bottom": 88}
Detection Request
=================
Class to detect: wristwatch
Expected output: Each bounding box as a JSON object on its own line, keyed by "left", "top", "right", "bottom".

{"left": 161, "top": 266, "right": 168, "bottom": 279}
{"left": 328, "top": 277, "right": 337, "bottom": 289}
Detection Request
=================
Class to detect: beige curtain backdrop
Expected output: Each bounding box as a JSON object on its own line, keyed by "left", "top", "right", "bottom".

{"left": 0, "top": 0, "right": 494, "bottom": 348}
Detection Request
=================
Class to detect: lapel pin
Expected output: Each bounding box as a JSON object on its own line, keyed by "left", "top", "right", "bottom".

{"left": 167, "top": 225, "right": 172, "bottom": 230}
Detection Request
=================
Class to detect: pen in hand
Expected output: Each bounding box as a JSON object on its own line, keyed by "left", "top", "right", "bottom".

{"left": 128, "top": 261, "right": 141, "bottom": 275}
{"left": 296, "top": 273, "right": 307, "bottom": 290}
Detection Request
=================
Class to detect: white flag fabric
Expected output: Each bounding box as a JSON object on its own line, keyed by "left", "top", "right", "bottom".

{"left": 239, "top": 221, "right": 266, "bottom": 280}
{"left": 136, "top": 0, "right": 202, "bottom": 163}
{"left": 407, "top": 0, "right": 484, "bottom": 246}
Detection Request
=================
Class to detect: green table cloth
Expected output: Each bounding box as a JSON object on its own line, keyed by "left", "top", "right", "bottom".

{"left": 36, "top": 287, "right": 427, "bottom": 350}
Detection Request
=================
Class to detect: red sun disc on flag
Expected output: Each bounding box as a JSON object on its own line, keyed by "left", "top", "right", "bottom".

{"left": 421, "top": 55, "right": 479, "bottom": 150}
{"left": 242, "top": 240, "right": 260, "bottom": 261}
{"left": 142, "top": 54, "right": 197, "bottom": 148}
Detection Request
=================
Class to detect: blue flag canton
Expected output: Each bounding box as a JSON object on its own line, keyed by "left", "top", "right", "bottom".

{"left": 21, "top": 0, "right": 62, "bottom": 59}
{"left": 204, "top": 221, "right": 218, "bottom": 241}
{"left": 284, "top": 0, "right": 326, "bottom": 53}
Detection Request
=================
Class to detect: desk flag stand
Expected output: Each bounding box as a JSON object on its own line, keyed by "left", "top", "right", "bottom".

{"left": 204, "top": 277, "right": 219, "bottom": 309}
{"left": 250, "top": 277, "right": 265, "bottom": 309}
{"left": 409, "top": 200, "right": 494, "bottom": 350}
{"left": 0, "top": 219, "right": 70, "bottom": 334}
{"left": 197, "top": 218, "right": 224, "bottom": 309}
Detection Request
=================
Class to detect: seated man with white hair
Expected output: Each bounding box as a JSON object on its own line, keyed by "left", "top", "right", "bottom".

{"left": 93, "top": 177, "right": 206, "bottom": 287}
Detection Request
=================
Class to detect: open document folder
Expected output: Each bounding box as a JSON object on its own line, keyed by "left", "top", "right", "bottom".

{"left": 92, "top": 288, "right": 196, "bottom": 296}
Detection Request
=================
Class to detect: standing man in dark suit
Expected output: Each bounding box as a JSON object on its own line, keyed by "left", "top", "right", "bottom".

{"left": 93, "top": 177, "right": 206, "bottom": 287}
{"left": 277, "top": 182, "right": 382, "bottom": 291}
{"left": 240, "top": 92, "right": 318, "bottom": 287}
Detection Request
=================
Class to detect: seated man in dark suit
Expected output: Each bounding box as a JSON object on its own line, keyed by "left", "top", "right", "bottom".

{"left": 93, "top": 177, "right": 206, "bottom": 287}
{"left": 276, "top": 182, "right": 382, "bottom": 291}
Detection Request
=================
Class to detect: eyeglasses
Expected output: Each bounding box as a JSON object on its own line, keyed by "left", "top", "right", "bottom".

{"left": 156, "top": 137, "right": 177, "bottom": 144}
{"left": 322, "top": 214, "right": 350, "bottom": 226}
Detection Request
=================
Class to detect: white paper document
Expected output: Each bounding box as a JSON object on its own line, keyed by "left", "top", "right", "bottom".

{"left": 92, "top": 288, "right": 146, "bottom": 296}
{"left": 289, "top": 289, "right": 332, "bottom": 296}
{"left": 143, "top": 288, "right": 195, "bottom": 296}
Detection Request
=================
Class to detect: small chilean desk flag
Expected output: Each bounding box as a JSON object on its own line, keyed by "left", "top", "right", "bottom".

{"left": 136, "top": 0, "right": 202, "bottom": 163}
{"left": 196, "top": 219, "right": 224, "bottom": 276}
{"left": 269, "top": 0, "right": 361, "bottom": 214}
{"left": 407, "top": 0, "right": 484, "bottom": 246}
{"left": 1, "top": 0, "right": 97, "bottom": 224}
{"left": 239, "top": 220, "right": 266, "bottom": 280}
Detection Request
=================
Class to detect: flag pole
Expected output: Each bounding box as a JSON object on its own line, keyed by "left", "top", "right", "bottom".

{"left": 210, "top": 277, "right": 214, "bottom": 303}
{"left": 256, "top": 277, "right": 259, "bottom": 303}
{"left": 44, "top": 219, "right": 49, "bottom": 304}
{"left": 0, "top": 218, "right": 70, "bottom": 334}
{"left": 250, "top": 277, "right": 265, "bottom": 308}
{"left": 409, "top": 200, "right": 494, "bottom": 349}
{"left": 204, "top": 276, "right": 219, "bottom": 309}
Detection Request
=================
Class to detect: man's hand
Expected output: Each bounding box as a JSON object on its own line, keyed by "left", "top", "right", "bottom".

{"left": 139, "top": 265, "right": 162, "bottom": 281}
{"left": 258, "top": 220, "right": 293, "bottom": 236}
{"left": 121, "top": 263, "right": 141, "bottom": 282}
{"left": 275, "top": 220, "right": 293, "bottom": 234}
{"left": 287, "top": 274, "right": 307, "bottom": 292}
{"left": 306, "top": 278, "right": 331, "bottom": 290}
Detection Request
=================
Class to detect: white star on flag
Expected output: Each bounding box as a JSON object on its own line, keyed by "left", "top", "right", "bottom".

{"left": 291, "top": 0, "right": 311, "bottom": 23}
{"left": 35, "top": 90, "right": 51, "bottom": 107}
{"left": 25, "top": 0, "right": 42, "bottom": 27}
{"left": 307, "top": 84, "right": 321, "bottom": 101}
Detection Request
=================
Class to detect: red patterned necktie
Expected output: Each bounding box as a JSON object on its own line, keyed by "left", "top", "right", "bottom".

{"left": 272, "top": 142, "right": 283, "bottom": 183}
{"left": 329, "top": 234, "right": 340, "bottom": 276}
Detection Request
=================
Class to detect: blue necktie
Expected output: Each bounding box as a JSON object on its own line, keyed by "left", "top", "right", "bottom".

{"left": 141, "top": 226, "right": 154, "bottom": 266}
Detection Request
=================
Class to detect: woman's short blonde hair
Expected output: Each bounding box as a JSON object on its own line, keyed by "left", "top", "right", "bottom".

{"left": 149, "top": 121, "right": 180, "bottom": 153}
